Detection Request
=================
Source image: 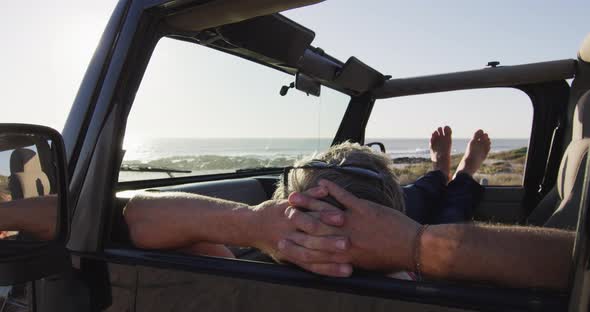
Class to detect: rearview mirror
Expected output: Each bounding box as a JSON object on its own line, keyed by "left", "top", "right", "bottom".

{"left": 295, "top": 72, "right": 321, "bottom": 97}
{"left": 366, "top": 142, "right": 386, "bottom": 153}
{"left": 0, "top": 124, "right": 70, "bottom": 285}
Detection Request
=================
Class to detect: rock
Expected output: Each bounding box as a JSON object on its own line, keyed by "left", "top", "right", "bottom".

{"left": 392, "top": 157, "right": 431, "bottom": 164}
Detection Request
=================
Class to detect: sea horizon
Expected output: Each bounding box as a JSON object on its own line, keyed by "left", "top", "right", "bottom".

{"left": 122, "top": 137, "right": 528, "bottom": 162}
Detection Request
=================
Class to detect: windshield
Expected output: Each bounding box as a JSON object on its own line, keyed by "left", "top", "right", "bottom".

{"left": 119, "top": 37, "right": 349, "bottom": 182}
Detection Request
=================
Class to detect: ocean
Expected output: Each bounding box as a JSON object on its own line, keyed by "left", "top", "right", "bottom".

{"left": 123, "top": 137, "right": 528, "bottom": 161}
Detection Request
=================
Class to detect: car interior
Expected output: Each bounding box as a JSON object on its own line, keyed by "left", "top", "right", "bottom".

{"left": 53, "top": 1, "right": 590, "bottom": 311}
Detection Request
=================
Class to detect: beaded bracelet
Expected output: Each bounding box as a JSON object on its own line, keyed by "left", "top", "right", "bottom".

{"left": 413, "top": 224, "right": 429, "bottom": 281}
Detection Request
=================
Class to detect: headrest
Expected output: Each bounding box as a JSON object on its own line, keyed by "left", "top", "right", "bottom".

{"left": 557, "top": 138, "right": 590, "bottom": 201}
{"left": 572, "top": 90, "right": 590, "bottom": 140}
{"left": 12, "top": 172, "right": 51, "bottom": 198}
{"left": 10, "top": 148, "right": 42, "bottom": 173}
{"left": 580, "top": 33, "right": 590, "bottom": 63}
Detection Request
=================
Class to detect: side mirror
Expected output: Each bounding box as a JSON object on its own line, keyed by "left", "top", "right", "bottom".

{"left": 0, "top": 124, "right": 70, "bottom": 285}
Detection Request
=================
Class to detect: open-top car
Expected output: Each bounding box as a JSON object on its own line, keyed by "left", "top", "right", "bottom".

{"left": 0, "top": 0, "right": 590, "bottom": 311}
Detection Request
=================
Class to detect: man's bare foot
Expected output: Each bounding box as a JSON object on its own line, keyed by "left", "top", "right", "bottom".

{"left": 430, "top": 126, "right": 452, "bottom": 183}
{"left": 454, "top": 129, "right": 491, "bottom": 178}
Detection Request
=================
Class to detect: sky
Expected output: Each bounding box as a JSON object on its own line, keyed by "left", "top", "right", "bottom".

{"left": 0, "top": 0, "right": 589, "bottom": 141}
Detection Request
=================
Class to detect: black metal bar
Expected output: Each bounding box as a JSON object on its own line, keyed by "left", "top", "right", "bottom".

{"left": 374, "top": 59, "right": 576, "bottom": 99}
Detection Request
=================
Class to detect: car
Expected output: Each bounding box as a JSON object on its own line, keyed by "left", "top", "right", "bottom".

{"left": 0, "top": 0, "right": 589, "bottom": 311}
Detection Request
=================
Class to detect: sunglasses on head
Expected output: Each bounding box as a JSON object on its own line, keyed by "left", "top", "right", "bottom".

{"left": 282, "top": 159, "right": 385, "bottom": 198}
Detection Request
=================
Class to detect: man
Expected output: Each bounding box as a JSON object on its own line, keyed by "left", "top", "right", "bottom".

{"left": 125, "top": 127, "right": 574, "bottom": 290}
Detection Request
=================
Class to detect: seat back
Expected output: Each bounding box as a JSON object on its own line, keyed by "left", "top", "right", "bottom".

{"left": 543, "top": 138, "right": 590, "bottom": 229}
{"left": 8, "top": 148, "right": 51, "bottom": 199}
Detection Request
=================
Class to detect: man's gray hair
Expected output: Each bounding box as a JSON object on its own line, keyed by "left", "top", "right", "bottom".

{"left": 273, "top": 141, "right": 405, "bottom": 213}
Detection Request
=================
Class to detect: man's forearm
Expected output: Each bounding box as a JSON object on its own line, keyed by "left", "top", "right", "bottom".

{"left": 420, "top": 223, "right": 575, "bottom": 290}
{"left": 125, "top": 191, "right": 340, "bottom": 264}
{"left": 124, "top": 192, "right": 258, "bottom": 249}
{"left": 0, "top": 196, "right": 57, "bottom": 240}
{"left": 0, "top": 200, "right": 28, "bottom": 231}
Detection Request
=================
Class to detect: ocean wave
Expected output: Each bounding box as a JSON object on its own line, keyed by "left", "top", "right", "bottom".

{"left": 123, "top": 154, "right": 303, "bottom": 171}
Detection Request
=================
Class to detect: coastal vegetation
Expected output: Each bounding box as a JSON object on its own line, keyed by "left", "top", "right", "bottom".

{"left": 122, "top": 147, "right": 527, "bottom": 186}
{"left": 392, "top": 147, "right": 526, "bottom": 185}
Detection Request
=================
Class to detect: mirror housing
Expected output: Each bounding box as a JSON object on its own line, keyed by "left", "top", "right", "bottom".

{"left": 295, "top": 73, "right": 321, "bottom": 97}
{"left": 0, "top": 124, "right": 70, "bottom": 285}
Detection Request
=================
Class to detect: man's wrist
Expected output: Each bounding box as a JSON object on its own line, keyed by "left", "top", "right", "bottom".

{"left": 412, "top": 224, "right": 430, "bottom": 278}
{"left": 383, "top": 214, "right": 420, "bottom": 272}
{"left": 233, "top": 204, "right": 262, "bottom": 247}
{"left": 420, "top": 224, "right": 462, "bottom": 278}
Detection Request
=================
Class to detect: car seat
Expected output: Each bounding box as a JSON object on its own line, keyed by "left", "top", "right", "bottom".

{"left": 527, "top": 96, "right": 590, "bottom": 229}
{"left": 526, "top": 34, "right": 590, "bottom": 229}
{"left": 8, "top": 148, "right": 51, "bottom": 199}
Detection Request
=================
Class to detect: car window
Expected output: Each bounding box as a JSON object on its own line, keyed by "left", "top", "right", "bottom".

{"left": 365, "top": 88, "right": 532, "bottom": 186}
{"left": 120, "top": 38, "right": 349, "bottom": 182}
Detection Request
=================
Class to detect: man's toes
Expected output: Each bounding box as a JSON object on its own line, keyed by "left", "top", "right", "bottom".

{"left": 443, "top": 126, "right": 452, "bottom": 137}
{"left": 430, "top": 132, "right": 438, "bottom": 144}
{"left": 473, "top": 129, "right": 484, "bottom": 140}
{"left": 437, "top": 127, "right": 443, "bottom": 136}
